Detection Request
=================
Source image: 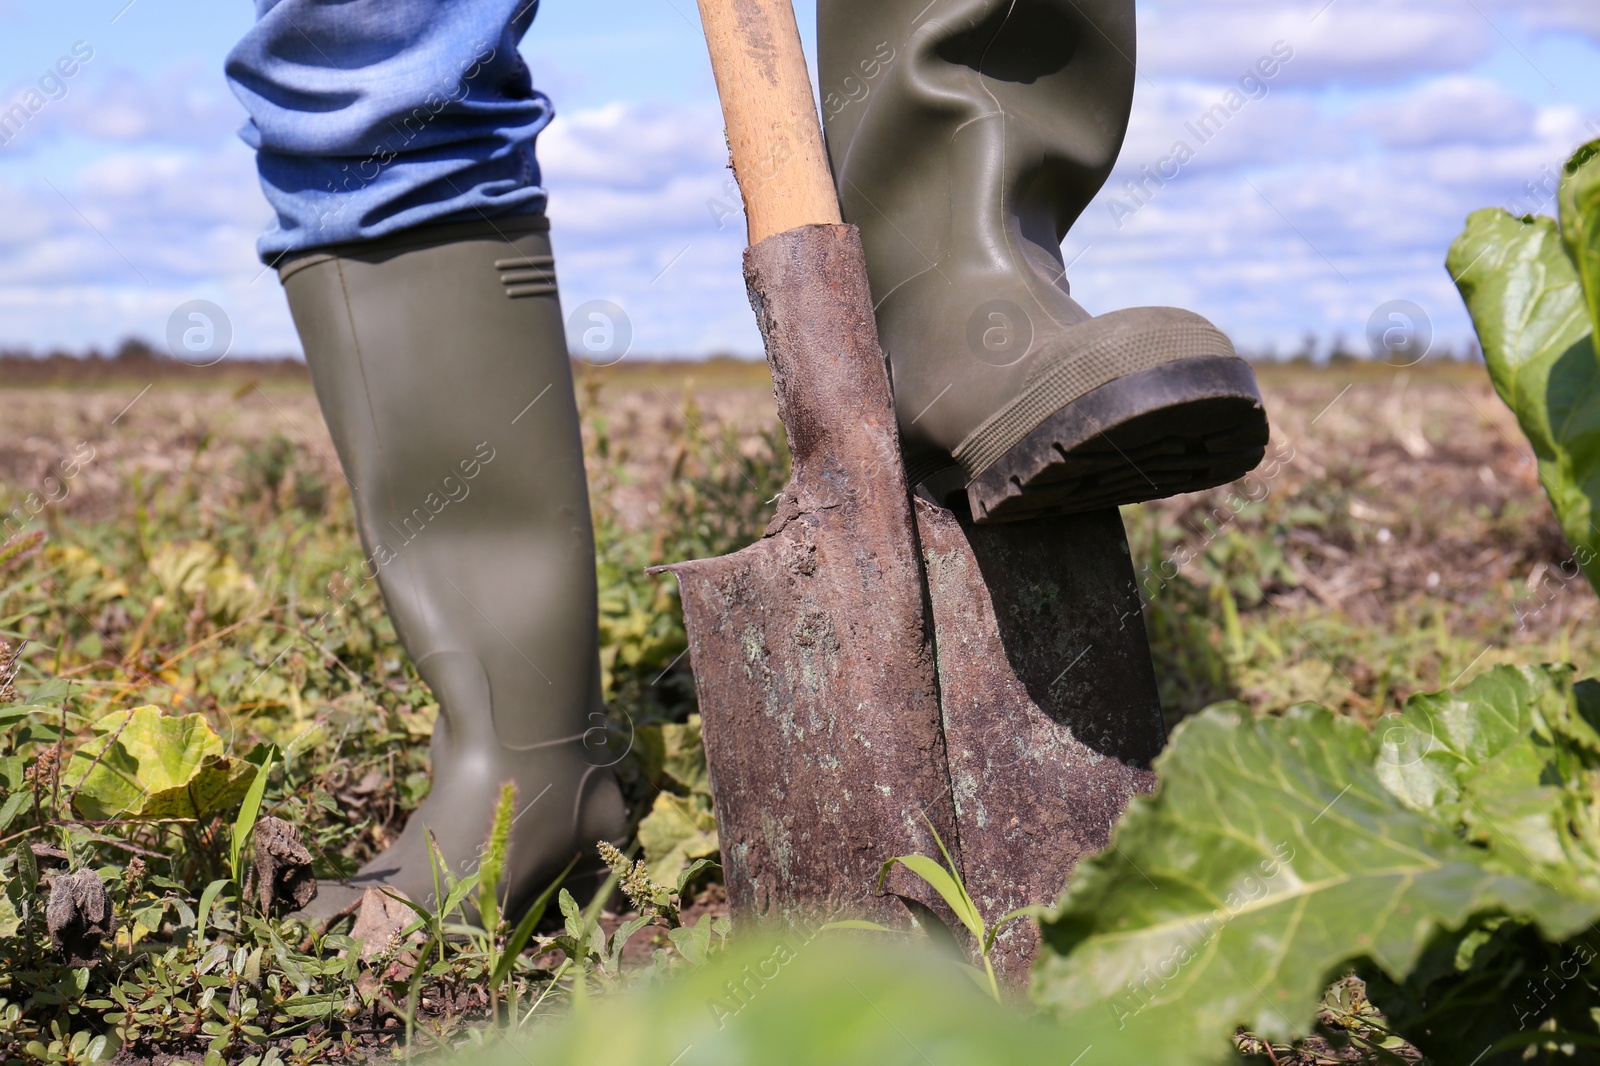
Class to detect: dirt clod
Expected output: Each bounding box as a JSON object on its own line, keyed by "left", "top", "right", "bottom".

{"left": 0, "top": 639, "right": 17, "bottom": 703}
{"left": 46, "top": 868, "right": 115, "bottom": 966}
{"left": 348, "top": 886, "right": 420, "bottom": 960}
{"left": 250, "top": 816, "right": 317, "bottom": 914}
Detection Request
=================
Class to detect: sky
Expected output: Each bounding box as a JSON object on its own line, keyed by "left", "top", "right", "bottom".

{"left": 0, "top": 0, "right": 1597, "bottom": 361}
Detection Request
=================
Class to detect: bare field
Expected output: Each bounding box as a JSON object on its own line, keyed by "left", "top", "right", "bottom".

{"left": 1, "top": 366, "right": 766, "bottom": 522}
{"left": 1134, "top": 361, "right": 1596, "bottom": 718}
{"left": 1, "top": 357, "right": 1593, "bottom": 1065}
{"left": 2, "top": 358, "right": 1593, "bottom": 721}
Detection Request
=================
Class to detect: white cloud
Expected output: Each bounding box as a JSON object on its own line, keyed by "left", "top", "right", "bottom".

{"left": 1118, "top": 81, "right": 1329, "bottom": 179}
{"left": 0, "top": 63, "right": 243, "bottom": 155}
{"left": 1516, "top": 0, "right": 1600, "bottom": 41}
{"left": 0, "top": 83, "right": 762, "bottom": 357}
{"left": 1347, "top": 76, "right": 1534, "bottom": 147}
{"left": 59, "top": 64, "right": 244, "bottom": 145}
{"left": 539, "top": 101, "right": 726, "bottom": 190}
{"left": 1137, "top": 0, "right": 1494, "bottom": 88}
{"left": 535, "top": 99, "right": 761, "bottom": 355}
{"left": 3, "top": 9, "right": 1599, "bottom": 361}
{"left": 1059, "top": 5, "right": 1600, "bottom": 356}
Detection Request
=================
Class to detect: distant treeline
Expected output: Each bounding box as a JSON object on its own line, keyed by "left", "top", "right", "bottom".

{"left": 0, "top": 338, "right": 309, "bottom": 386}
{"left": 1253, "top": 339, "right": 1485, "bottom": 366}
{"left": 0, "top": 337, "right": 772, "bottom": 387}
{"left": 0, "top": 333, "right": 1486, "bottom": 388}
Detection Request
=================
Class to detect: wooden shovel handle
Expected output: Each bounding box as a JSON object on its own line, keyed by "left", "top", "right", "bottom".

{"left": 697, "top": 0, "right": 843, "bottom": 244}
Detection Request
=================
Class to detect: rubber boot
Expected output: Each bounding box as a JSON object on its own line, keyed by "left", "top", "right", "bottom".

{"left": 277, "top": 215, "right": 627, "bottom": 921}
{"left": 818, "top": 0, "right": 1269, "bottom": 522}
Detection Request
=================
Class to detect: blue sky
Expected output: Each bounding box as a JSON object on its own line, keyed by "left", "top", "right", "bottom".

{"left": 1, "top": 0, "right": 1598, "bottom": 360}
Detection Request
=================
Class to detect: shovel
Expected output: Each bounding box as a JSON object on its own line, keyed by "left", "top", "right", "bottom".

{"left": 657, "top": 0, "right": 959, "bottom": 926}
{"left": 661, "top": 0, "right": 1167, "bottom": 973}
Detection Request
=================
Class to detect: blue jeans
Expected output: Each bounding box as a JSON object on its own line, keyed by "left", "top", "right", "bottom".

{"left": 226, "top": 0, "right": 550, "bottom": 262}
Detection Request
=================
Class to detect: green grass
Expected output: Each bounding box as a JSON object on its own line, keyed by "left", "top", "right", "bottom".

{"left": 0, "top": 373, "right": 784, "bottom": 1064}
{"left": 0, "top": 361, "right": 1592, "bottom": 1064}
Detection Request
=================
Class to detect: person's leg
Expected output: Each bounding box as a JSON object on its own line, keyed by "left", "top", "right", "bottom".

{"left": 226, "top": 0, "right": 551, "bottom": 262}
{"left": 227, "top": 1, "right": 625, "bottom": 917}
{"left": 818, "top": 0, "right": 1270, "bottom": 522}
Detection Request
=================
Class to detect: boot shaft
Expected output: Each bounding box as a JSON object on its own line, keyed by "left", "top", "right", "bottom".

{"left": 279, "top": 216, "right": 606, "bottom": 752}
{"left": 818, "top": 0, "right": 1136, "bottom": 300}
{"left": 815, "top": 1, "right": 1268, "bottom": 521}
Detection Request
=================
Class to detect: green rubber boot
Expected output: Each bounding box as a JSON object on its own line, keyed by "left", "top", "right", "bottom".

{"left": 819, "top": 0, "right": 1269, "bottom": 522}
{"left": 277, "top": 215, "right": 626, "bottom": 921}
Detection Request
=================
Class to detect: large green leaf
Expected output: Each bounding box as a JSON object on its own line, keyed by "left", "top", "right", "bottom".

{"left": 147, "top": 541, "right": 261, "bottom": 624}
{"left": 1560, "top": 140, "right": 1600, "bottom": 333}
{"left": 636, "top": 791, "right": 719, "bottom": 888}
{"left": 1450, "top": 141, "right": 1600, "bottom": 594}
{"left": 65, "top": 705, "right": 258, "bottom": 820}
{"left": 637, "top": 717, "right": 720, "bottom": 885}
{"left": 657, "top": 715, "right": 711, "bottom": 795}
{"left": 477, "top": 938, "right": 1178, "bottom": 1066}
{"left": 1378, "top": 666, "right": 1600, "bottom": 895}
{"left": 0, "top": 891, "right": 18, "bottom": 939}
{"left": 1378, "top": 664, "right": 1600, "bottom": 805}
{"left": 1030, "top": 666, "right": 1600, "bottom": 1061}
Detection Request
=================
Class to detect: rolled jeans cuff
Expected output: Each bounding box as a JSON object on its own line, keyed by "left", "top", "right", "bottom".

{"left": 225, "top": 0, "right": 551, "bottom": 262}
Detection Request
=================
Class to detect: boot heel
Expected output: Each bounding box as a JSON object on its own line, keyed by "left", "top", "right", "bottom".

{"left": 965, "top": 357, "right": 1270, "bottom": 522}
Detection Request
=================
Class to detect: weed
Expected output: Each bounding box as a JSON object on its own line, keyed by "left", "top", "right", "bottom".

{"left": 822, "top": 813, "right": 1035, "bottom": 1004}
{"left": 0, "top": 375, "right": 783, "bottom": 1061}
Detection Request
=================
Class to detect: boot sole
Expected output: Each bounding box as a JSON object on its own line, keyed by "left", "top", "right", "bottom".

{"left": 960, "top": 356, "right": 1269, "bottom": 522}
